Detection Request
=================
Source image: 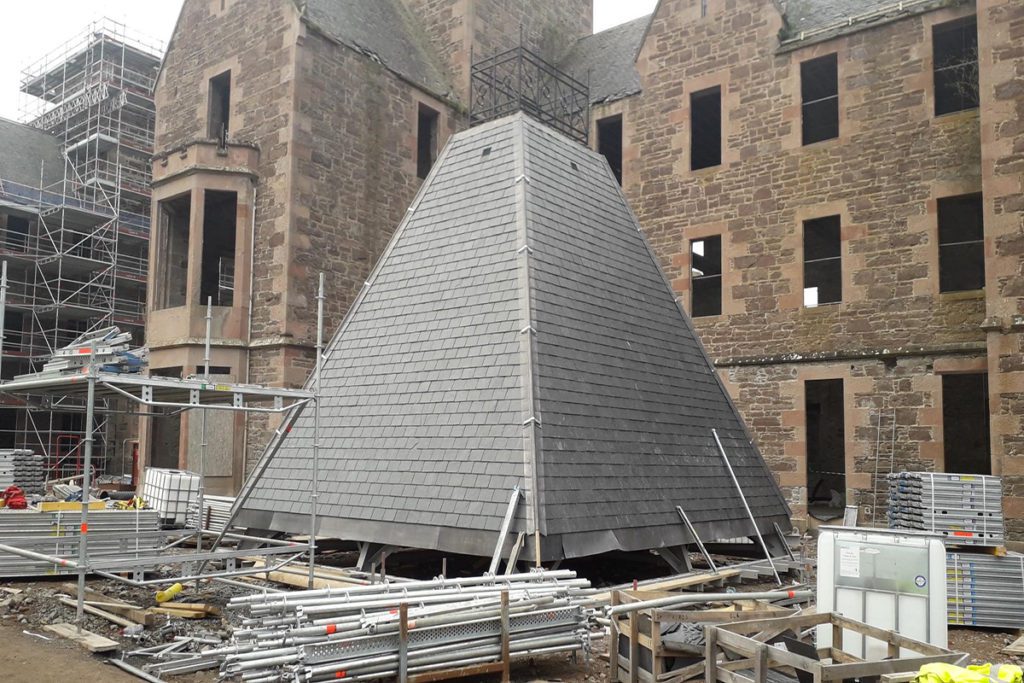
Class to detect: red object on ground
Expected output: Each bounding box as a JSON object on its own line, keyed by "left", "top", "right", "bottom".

{"left": 3, "top": 486, "right": 27, "bottom": 509}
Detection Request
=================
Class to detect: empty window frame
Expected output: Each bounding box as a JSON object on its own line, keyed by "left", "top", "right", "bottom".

{"left": 933, "top": 18, "right": 979, "bottom": 116}
{"left": 4, "top": 214, "right": 30, "bottom": 250}
{"left": 942, "top": 373, "right": 991, "bottom": 475}
{"left": 200, "top": 190, "right": 237, "bottom": 307}
{"left": 156, "top": 194, "right": 191, "bottom": 309}
{"left": 801, "top": 53, "right": 838, "bottom": 145}
{"left": 690, "top": 86, "right": 721, "bottom": 171}
{"left": 806, "top": 378, "right": 846, "bottom": 517}
{"left": 803, "top": 215, "right": 842, "bottom": 306}
{"left": 417, "top": 104, "right": 439, "bottom": 180}
{"left": 597, "top": 115, "right": 624, "bottom": 185}
{"left": 938, "top": 193, "right": 984, "bottom": 292}
{"left": 690, "top": 236, "right": 722, "bottom": 317}
{"left": 208, "top": 70, "right": 231, "bottom": 140}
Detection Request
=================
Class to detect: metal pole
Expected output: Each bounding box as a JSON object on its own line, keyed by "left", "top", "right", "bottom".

{"left": 77, "top": 348, "right": 97, "bottom": 628}
{"left": 605, "top": 589, "right": 813, "bottom": 617}
{"left": 310, "top": 273, "right": 324, "bottom": 587}
{"left": 196, "top": 296, "right": 211, "bottom": 580}
{"left": 0, "top": 261, "right": 7, "bottom": 384}
{"left": 711, "top": 428, "right": 781, "bottom": 584}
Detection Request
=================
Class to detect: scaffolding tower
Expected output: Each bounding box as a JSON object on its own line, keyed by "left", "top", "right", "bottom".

{"left": 0, "top": 19, "right": 161, "bottom": 479}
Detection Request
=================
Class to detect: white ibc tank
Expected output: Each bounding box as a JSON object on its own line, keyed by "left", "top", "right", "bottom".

{"left": 817, "top": 526, "right": 946, "bottom": 658}
{"left": 141, "top": 467, "right": 200, "bottom": 527}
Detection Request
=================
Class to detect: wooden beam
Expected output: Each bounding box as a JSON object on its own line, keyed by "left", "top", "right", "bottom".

{"left": 43, "top": 623, "right": 119, "bottom": 653}
{"left": 56, "top": 596, "right": 135, "bottom": 628}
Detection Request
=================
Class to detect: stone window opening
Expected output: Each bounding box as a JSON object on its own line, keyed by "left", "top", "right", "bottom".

{"left": 4, "top": 214, "right": 30, "bottom": 251}
{"left": 806, "top": 378, "right": 846, "bottom": 519}
{"left": 700, "top": 0, "right": 708, "bottom": 18}
{"left": 200, "top": 190, "right": 237, "bottom": 307}
{"left": 690, "top": 235, "right": 722, "bottom": 317}
{"left": 942, "top": 373, "right": 991, "bottom": 475}
{"left": 801, "top": 53, "right": 838, "bottom": 145}
{"left": 933, "top": 18, "right": 979, "bottom": 116}
{"left": 417, "top": 103, "right": 439, "bottom": 180}
{"left": 938, "top": 193, "right": 984, "bottom": 293}
{"left": 690, "top": 86, "right": 721, "bottom": 171}
{"left": 803, "top": 215, "right": 842, "bottom": 307}
{"left": 155, "top": 193, "right": 191, "bottom": 310}
{"left": 208, "top": 70, "right": 231, "bottom": 142}
{"left": 597, "top": 114, "right": 623, "bottom": 185}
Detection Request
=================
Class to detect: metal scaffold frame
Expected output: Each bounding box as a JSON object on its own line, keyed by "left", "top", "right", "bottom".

{"left": 0, "top": 269, "right": 327, "bottom": 630}
{"left": 0, "top": 18, "right": 161, "bottom": 479}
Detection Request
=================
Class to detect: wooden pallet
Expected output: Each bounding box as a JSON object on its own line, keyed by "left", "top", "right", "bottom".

{"left": 609, "top": 591, "right": 796, "bottom": 683}
{"left": 706, "top": 612, "right": 965, "bottom": 683}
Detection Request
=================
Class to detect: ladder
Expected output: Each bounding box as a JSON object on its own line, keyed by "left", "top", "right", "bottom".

{"left": 870, "top": 406, "right": 897, "bottom": 525}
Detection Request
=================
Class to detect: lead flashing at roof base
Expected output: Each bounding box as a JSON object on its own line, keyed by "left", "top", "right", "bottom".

{"left": 236, "top": 113, "right": 790, "bottom": 562}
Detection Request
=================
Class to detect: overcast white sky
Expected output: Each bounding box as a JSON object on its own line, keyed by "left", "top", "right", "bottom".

{"left": 0, "top": 0, "right": 658, "bottom": 121}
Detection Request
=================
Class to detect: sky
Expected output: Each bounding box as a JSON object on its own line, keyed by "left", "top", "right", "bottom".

{"left": 0, "top": 0, "right": 658, "bottom": 121}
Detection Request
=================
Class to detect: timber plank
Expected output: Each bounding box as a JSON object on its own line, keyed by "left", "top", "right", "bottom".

{"left": 44, "top": 622, "right": 119, "bottom": 653}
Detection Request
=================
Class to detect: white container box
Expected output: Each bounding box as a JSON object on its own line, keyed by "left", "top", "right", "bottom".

{"left": 141, "top": 467, "right": 200, "bottom": 527}
{"left": 818, "top": 526, "right": 947, "bottom": 659}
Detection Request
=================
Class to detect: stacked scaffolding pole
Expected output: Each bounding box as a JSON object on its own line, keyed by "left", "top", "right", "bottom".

{"left": 214, "top": 570, "right": 596, "bottom": 682}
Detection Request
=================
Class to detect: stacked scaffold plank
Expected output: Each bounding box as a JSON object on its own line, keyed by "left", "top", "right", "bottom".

{"left": 0, "top": 449, "right": 45, "bottom": 495}
{"left": 13, "top": 326, "right": 145, "bottom": 380}
{"left": 887, "top": 472, "right": 1004, "bottom": 547}
{"left": 185, "top": 494, "right": 235, "bottom": 533}
{"left": 947, "top": 551, "right": 1024, "bottom": 629}
{"left": 0, "top": 507, "right": 162, "bottom": 577}
{"left": 212, "top": 570, "right": 597, "bottom": 682}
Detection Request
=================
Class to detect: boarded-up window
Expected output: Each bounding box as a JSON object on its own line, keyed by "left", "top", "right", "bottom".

{"left": 803, "top": 215, "right": 842, "bottom": 306}
{"left": 691, "top": 236, "right": 722, "bottom": 317}
{"left": 690, "top": 86, "right": 721, "bottom": 171}
{"left": 801, "top": 53, "right": 838, "bottom": 145}
{"left": 933, "top": 18, "right": 978, "bottom": 115}
{"left": 938, "top": 193, "right": 984, "bottom": 292}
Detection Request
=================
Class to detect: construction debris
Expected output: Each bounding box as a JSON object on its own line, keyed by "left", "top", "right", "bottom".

{"left": 43, "top": 622, "right": 120, "bottom": 653}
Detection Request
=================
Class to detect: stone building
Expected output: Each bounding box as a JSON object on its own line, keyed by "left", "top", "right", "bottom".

{"left": 561, "top": 0, "right": 1022, "bottom": 534}
{"left": 148, "top": 0, "right": 1023, "bottom": 535}
{"left": 145, "top": 0, "right": 590, "bottom": 494}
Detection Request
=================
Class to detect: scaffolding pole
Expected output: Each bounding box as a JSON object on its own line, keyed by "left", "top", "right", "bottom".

{"left": 310, "top": 273, "right": 325, "bottom": 587}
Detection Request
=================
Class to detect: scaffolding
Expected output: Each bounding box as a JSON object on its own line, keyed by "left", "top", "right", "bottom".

{"left": 0, "top": 19, "right": 162, "bottom": 478}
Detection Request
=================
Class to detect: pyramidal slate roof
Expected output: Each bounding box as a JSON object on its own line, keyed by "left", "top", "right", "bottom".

{"left": 236, "top": 113, "right": 790, "bottom": 561}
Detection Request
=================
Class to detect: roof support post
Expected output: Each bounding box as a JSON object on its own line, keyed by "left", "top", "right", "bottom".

{"left": 712, "top": 428, "right": 781, "bottom": 585}
{"left": 488, "top": 486, "right": 521, "bottom": 575}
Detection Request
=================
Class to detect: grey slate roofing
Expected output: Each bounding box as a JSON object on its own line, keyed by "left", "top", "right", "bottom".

{"left": 779, "top": 0, "right": 956, "bottom": 46}
{"left": 559, "top": 15, "right": 649, "bottom": 105}
{"left": 236, "top": 113, "right": 790, "bottom": 561}
{"left": 302, "top": 0, "right": 453, "bottom": 100}
{"left": 0, "top": 117, "right": 65, "bottom": 189}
